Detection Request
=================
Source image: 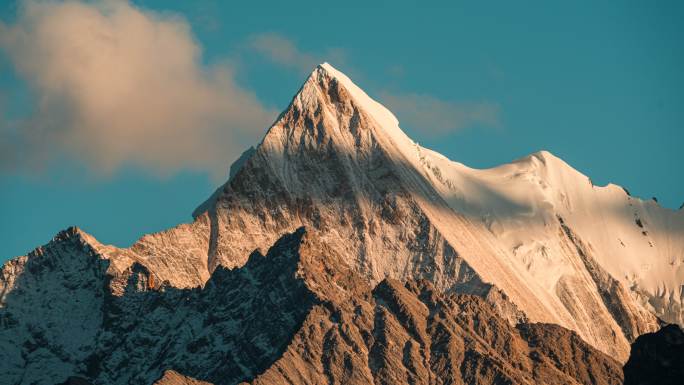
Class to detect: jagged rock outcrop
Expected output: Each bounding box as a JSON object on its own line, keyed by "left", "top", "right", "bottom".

{"left": 623, "top": 324, "right": 684, "bottom": 385}
{"left": 0, "top": 228, "right": 323, "bottom": 384}
{"left": 0, "top": 228, "right": 110, "bottom": 384}
{"left": 2, "top": 228, "right": 624, "bottom": 384}
{"left": 249, "top": 260, "right": 623, "bottom": 385}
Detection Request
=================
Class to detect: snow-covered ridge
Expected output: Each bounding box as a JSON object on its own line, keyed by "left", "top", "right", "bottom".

{"left": 315, "top": 64, "right": 683, "bottom": 331}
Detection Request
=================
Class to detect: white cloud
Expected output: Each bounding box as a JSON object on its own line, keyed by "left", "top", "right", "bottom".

{"left": 0, "top": 0, "right": 276, "bottom": 179}
{"left": 379, "top": 91, "right": 501, "bottom": 136}
{"left": 247, "top": 32, "right": 346, "bottom": 75}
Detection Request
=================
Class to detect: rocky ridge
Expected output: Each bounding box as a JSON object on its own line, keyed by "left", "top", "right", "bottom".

{"left": 2, "top": 228, "right": 623, "bottom": 384}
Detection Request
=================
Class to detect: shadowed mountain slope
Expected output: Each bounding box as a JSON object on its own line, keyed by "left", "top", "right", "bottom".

{"left": 623, "top": 324, "right": 684, "bottom": 385}
{"left": 3, "top": 228, "right": 623, "bottom": 384}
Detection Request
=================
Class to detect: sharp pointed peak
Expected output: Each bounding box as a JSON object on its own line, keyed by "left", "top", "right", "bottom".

{"left": 311, "top": 62, "right": 340, "bottom": 76}
{"left": 316, "top": 61, "right": 335, "bottom": 71}
{"left": 55, "top": 226, "right": 89, "bottom": 240}
{"left": 252, "top": 61, "right": 421, "bottom": 177}
{"left": 297, "top": 62, "right": 407, "bottom": 142}
{"left": 303, "top": 62, "right": 355, "bottom": 92}
{"left": 52, "top": 226, "right": 103, "bottom": 248}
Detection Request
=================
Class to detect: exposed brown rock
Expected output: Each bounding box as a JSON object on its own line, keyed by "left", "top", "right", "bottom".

{"left": 2, "top": 225, "right": 624, "bottom": 385}
{"left": 246, "top": 229, "right": 624, "bottom": 385}
{"left": 154, "top": 370, "right": 212, "bottom": 385}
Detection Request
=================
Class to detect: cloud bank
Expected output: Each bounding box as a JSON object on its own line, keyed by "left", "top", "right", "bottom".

{"left": 0, "top": 0, "right": 276, "bottom": 179}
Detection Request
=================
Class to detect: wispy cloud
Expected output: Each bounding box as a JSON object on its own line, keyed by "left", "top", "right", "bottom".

{"left": 0, "top": 0, "right": 276, "bottom": 180}
{"left": 247, "top": 32, "right": 346, "bottom": 75}
{"left": 248, "top": 33, "right": 500, "bottom": 137}
{"left": 379, "top": 92, "right": 501, "bottom": 136}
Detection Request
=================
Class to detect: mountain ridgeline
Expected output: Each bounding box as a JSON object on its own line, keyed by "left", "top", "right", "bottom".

{"left": 2, "top": 63, "right": 683, "bottom": 384}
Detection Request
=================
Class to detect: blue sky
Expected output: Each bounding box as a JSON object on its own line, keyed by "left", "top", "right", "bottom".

{"left": 1, "top": 0, "right": 682, "bottom": 261}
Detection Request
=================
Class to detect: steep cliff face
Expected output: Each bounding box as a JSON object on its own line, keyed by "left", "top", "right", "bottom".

{"left": 1, "top": 228, "right": 317, "bottom": 384}
{"left": 250, "top": 272, "right": 623, "bottom": 385}
{"left": 0, "top": 228, "right": 109, "bottom": 384}
{"left": 1, "top": 63, "right": 682, "bottom": 380}
{"left": 1, "top": 229, "right": 623, "bottom": 385}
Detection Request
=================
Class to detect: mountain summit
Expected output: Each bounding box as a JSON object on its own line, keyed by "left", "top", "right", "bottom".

{"left": 1, "top": 63, "right": 683, "bottom": 384}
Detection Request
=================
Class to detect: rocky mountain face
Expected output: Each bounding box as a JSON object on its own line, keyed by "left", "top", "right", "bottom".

{"left": 1, "top": 228, "right": 317, "bottom": 384}
{"left": 1, "top": 63, "right": 683, "bottom": 384}
{"left": 3, "top": 228, "right": 624, "bottom": 384}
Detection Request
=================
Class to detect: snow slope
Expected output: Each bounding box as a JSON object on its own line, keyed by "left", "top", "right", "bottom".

{"left": 419, "top": 147, "right": 684, "bottom": 324}
{"left": 322, "top": 63, "right": 684, "bottom": 300}
{"left": 315, "top": 63, "right": 684, "bottom": 332}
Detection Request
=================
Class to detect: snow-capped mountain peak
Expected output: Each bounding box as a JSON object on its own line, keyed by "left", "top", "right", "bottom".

{"left": 268, "top": 63, "right": 416, "bottom": 161}
{"left": 2, "top": 63, "right": 682, "bottom": 383}
{"left": 189, "top": 63, "right": 681, "bottom": 361}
